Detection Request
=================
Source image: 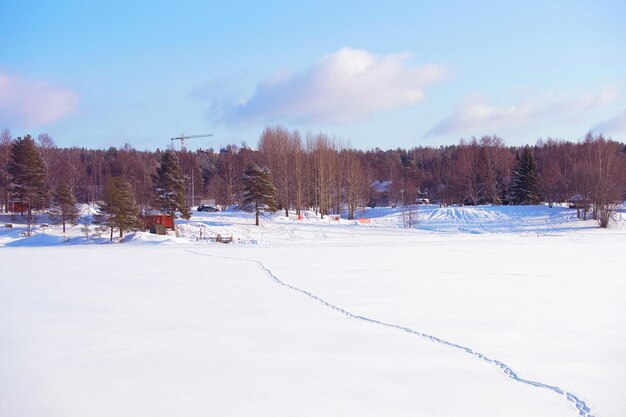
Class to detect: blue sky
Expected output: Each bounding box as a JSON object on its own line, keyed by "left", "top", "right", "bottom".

{"left": 1, "top": 1, "right": 625, "bottom": 150}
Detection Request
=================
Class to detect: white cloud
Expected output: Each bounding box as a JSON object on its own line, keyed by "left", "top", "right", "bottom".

{"left": 0, "top": 72, "right": 79, "bottom": 127}
{"left": 426, "top": 90, "right": 617, "bottom": 138}
{"left": 223, "top": 48, "right": 447, "bottom": 125}
{"left": 591, "top": 107, "right": 626, "bottom": 136}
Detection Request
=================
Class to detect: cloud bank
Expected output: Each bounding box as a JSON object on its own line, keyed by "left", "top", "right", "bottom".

{"left": 0, "top": 72, "right": 79, "bottom": 127}
{"left": 591, "top": 107, "right": 626, "bottom": 136}
{"left": 426, "top": 90, "right": 617, "bottom": 138}
{"left": 223, "top": 48, "right": 446, "bottom": 125}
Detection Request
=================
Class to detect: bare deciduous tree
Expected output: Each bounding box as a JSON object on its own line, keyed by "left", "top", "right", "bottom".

{"left": 580, "top": 134, "right": 625, "bottom": 227}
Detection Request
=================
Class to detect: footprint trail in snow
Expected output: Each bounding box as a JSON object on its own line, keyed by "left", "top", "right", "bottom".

{"left": 186, "top": 249, "right": 595, "bottom": 417}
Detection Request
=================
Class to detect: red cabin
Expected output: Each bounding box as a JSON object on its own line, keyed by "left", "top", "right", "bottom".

{"left": 145, "top": 214, "right": 174, "bottom": 229}
{"left": 8, "top": 201, "right": 30, "bottom": 213}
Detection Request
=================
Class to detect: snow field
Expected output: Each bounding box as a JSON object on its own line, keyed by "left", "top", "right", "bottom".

{"left": 1, "top": 205, "right": 625, "bottom": 416}
{"left": 245, "top": 235, "right": 625, "bottom": 416}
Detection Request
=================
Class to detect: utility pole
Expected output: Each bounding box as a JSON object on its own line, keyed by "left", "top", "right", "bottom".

{"left": 170, "top": 134, "right": 214, "bottom": 206}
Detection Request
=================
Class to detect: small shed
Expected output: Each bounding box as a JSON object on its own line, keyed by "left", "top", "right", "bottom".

{"left": 8, "top": 201, "right": 29, "bottom": 213}
{"left": 145, "top": 214, "right": 174, "bottom": 229}
{"left": 566, "top": 195, "right": 590, "bottom": 209}
{"left": 149, "top": 224, "right": 167, "bottom": 235}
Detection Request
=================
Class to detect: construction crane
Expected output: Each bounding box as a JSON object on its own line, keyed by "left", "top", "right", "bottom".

{"left": 170, "top": 133, "right": 213, "bottom": 151}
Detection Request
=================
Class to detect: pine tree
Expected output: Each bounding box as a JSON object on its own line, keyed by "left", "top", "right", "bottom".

{"left": 98, "top": 177, "right": 139, "bottom": 241}
{"left": 50, "top": 181, "right": 80, "bottom": 233}
{"left": 7, "top": 135, "right": 47, "bottom": 236}
{"left": 0, "top": 128, "right": 13, "bottom": 213}
{"left": 152, "top": 151, "right": 189, "bottom": 230}
{"left": 240, "top": 164, "right": 277, "bottom": 226}
{"left": 509, "top": 146, "right": 541, "bottom": 205}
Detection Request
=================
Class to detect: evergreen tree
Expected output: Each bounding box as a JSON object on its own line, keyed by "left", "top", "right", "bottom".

{"left": 98, "top": 176, "right": 139, "bottom": 241}
{"left": 7, "top": 135, "right": 47, "bottom": 236}
{"left": 50, "top": 181, "right": 80, "bottom": 233}
{"left": 509, "top": 146, "right": 541, "bottom": 205}
{"left": 240, "top": 164, "right": 277, "bottom": 226}
{"left": 0, "top": 128, "right": 13, "bottom": 213}
{"left": 152, "top": 151, "right": 189, "bottom": 230}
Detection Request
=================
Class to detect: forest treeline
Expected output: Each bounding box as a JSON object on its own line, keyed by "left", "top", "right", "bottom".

{"left": 1, "top": 126, "right": 625, "bottom": 224}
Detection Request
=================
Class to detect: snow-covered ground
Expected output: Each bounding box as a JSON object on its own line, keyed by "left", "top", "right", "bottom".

{"left": 1, "top": 205, "right": 625, "bottom": 417}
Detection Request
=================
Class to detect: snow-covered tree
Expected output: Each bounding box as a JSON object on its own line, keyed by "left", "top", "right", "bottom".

{"left": 152, "top": 151, "right": 189, "bottom": 230}
{"left": 509, "top": 146, "right": 541, "bottom": 205}
{"left": 240, "top": 164, "right": 277, "bottom": 226}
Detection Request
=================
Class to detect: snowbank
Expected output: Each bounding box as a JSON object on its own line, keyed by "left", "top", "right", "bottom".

{"left": 2, "top": 204, "right": 624, "bottom": 248}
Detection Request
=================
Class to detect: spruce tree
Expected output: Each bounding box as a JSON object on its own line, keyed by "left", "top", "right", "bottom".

{"left": 240, "top": 164, "right": 277, "bottom": 226}
{"left": 98, "top": 177, "right": 139, "bottom": 241}
{"left": 152, "top": 151, "right": 189, "bottom": 230}
{"left": 509, "top": 146, "right": 541, "bottom": 205}
{"left": 51, "top": 181, "right": 80, "bottom": 233}
{"left": 508, "top": 151, "right": 524, "bottom": 205}
{"left": 7, "top": 135, "right": 47, "bottom": 236}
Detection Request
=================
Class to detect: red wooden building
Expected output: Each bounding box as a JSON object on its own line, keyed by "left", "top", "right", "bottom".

{"left": 145, "top": 214, "right": 174, "bottom": 229}
{"left": 8, "top": 201, "right": 30, "bottom": 213}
